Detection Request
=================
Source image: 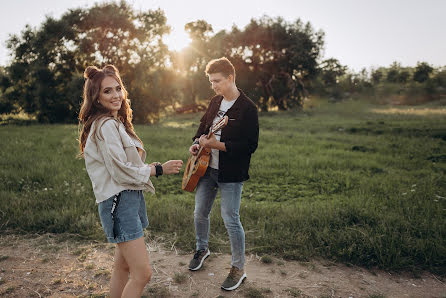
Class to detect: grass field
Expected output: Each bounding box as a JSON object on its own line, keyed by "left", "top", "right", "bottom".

{"left": 0, "top": 98, "right": 445, "bottom": 274}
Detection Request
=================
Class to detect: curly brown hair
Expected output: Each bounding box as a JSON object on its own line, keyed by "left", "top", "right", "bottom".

{"left": 78, "top": 65, "right": 142, "bottom": 155}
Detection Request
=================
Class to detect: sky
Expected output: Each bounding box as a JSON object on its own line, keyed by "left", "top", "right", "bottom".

{"left": 0, "top": 0, "right": 445, "bottom": 71}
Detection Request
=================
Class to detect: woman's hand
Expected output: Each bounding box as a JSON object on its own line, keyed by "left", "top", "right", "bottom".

{"left": 162, "top": 160, "right": 184, "bottom": 175}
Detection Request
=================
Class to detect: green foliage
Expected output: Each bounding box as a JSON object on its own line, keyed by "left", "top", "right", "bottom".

{"left": 3, "top": 2, "right": 171, "bottom": 123}
{"left": 413, "top": 62, "right": 434, "bottom": 83}
{"left": 371, "top": 68, "right": 384, "bottom": 84}
{"left": 224, "top": 16, "right": 324, "bottom": 111}
{"left": 2, "top": 3, "right": 326, "bottom": 119}
{"left": 172, "top": 16, "right": 325, "bottom": 112}
{"left": 0, "top": 67, "right": 14, "bottom": 115}
{"left": 386, "top": 62, "right": 411, "bottom": 84}
{"left": 313, "top": 58, "right": 349, "bottom": 100}
{"left": 312, "top": 61, "right": 446, "bottom": 103}
{"left": 319, "top": 58, "right": 347, "bottom": 86}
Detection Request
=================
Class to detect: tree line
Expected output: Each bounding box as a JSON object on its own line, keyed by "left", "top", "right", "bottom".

{"left": 314, "top": 59, "right": 446, "bottom": 105}
{"left": 0, "top": 1, "right": 444, "bottom": 123}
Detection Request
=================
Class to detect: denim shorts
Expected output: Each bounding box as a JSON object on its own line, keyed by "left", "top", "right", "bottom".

{"left": 98, "top": 190, "right": 149, "bottom": 243}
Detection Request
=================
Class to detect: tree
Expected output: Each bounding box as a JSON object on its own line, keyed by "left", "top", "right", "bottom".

{"left": 170, "top": 20, "right": 216, "bottom": 106}
{"left": 386, "top": 62, "right": 410, "bottom": 84}
{"left": 315, "top": 58, "right": 347, "bottom": 99}
{"left": 4, "top": 1, "right": 171, "bottom": 123}
{"left": 432, "top": 67, "right": 446, "bottom": 87}
{"left": 221, "top": 16, "right": 325, "bottom": 110}
{"left": 413, "top": 62, "right": 434, "bottom": 83}
{"left": 319, "top": 58, "right": 347, "bottom": 86}
{"left": 5, "top": 17, "right": 80, "bottom": 122}
{"left": 371, "top": 68, "right": 383, "bottom": 84}
{"left": 0, "top": 67, "right": 14, "bottom": 115}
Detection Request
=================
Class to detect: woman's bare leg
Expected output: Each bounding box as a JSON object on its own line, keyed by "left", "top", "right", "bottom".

{"left": 110, "top": 245, "right": 130, "bottom": 298}
{"left": 116, "top": 237, "right": 152, "bottom": 298}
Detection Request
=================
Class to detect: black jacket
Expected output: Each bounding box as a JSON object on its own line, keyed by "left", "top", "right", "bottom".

{"left": 193, "top": 89, "right": 259, "bottom": 182}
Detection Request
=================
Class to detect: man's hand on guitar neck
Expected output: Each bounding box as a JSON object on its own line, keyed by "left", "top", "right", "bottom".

{"left": 199, "top": 134, "right": 226, "bottom": 152}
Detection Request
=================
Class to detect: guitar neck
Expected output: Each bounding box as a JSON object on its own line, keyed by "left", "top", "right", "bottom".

{"left": 207, "top": 130, "right": 214, "bottom": 138}
{"left": 196, "top": 116, "right": 227, "bottom": 153}
{"left": 196, "top": 145, "right": 205, "bottom": 156}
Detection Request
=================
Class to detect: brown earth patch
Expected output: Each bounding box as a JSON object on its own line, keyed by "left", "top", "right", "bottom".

{"left": 0, "top": 234, "right": 444, "bottom": 297}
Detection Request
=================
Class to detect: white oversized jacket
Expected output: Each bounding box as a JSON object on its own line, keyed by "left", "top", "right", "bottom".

{"left": 84, "top": 117, "right": 155, "bottom": 203}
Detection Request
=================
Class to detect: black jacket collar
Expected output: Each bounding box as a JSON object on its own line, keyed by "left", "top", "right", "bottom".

{"left": 209, "top": 88, "right": 247, "bottom": 120}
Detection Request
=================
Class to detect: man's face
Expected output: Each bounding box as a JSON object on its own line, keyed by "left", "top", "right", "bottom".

{"left": 208, "top": 72, "right": 233, "bottom": 96}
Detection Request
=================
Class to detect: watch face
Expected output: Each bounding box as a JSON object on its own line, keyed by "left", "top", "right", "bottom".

{"left": 155, "top": 164, "right": 163, "bottom": 177}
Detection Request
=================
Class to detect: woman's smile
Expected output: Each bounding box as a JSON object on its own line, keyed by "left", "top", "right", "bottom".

{"left": 99, "top": 76, "right": 124, "bottom": 116}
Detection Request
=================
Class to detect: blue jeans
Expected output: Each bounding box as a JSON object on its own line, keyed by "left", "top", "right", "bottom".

{"left": 194, "top": 167, "right": 245, "bottom": 269}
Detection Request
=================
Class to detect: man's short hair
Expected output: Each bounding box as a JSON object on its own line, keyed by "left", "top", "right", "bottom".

{"left": 205, "top": 57, "right": 236, "bottom": 79}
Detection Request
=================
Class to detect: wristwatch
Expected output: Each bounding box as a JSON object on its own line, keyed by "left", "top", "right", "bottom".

{"left": 155, "top": 163, "right": 163, "bottom": 178}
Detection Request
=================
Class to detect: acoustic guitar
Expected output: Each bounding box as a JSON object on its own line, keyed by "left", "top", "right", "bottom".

{"left": 182, "top": 116, "right": 229, "bottom": 192}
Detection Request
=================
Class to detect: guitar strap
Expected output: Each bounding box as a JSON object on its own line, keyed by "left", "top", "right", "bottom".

{"left": 111, "top": 192, "right": 121, "bottom": 239}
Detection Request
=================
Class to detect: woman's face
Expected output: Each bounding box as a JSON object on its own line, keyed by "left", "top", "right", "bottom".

{"left": 98, "top": 76, "right": 123, "bottom": 116}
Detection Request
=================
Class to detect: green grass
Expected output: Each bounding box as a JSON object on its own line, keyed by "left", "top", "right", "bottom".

{"left": 0, "top": 98, "right": 445, "bottom": 274}
{"left": 260, "top": 255, "right": 273, "bottom": 264}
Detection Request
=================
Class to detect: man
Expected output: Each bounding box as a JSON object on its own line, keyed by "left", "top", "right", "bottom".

{"left": 188, "top": 57, "right": 259, "bottom": 291}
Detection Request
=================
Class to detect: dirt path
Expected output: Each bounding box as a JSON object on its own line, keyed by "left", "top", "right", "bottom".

{"left": 0, "top": 234, "right": 444, "bottom": 297}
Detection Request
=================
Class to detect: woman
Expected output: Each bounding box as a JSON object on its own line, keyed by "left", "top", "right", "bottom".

{"left": 78, "top": 65, "right": 183, "bottom": 297}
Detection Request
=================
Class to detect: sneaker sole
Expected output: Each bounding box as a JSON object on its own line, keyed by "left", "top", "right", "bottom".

{"left": 221, "top": 273, "right": 247, "bottom": 291}
{"left": 188, "top": 249, "right": 210, "bottom": 271}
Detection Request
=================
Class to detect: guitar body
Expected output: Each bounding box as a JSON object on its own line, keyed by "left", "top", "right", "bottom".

{"left": 182, "top": 147, "right": 210, "bottom": 192}
{"left": 182, "top": 116, "right": 228, "bottom": 192}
